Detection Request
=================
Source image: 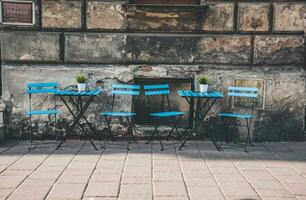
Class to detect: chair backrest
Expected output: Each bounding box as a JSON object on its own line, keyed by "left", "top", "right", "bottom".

{"left": 27, "top": 82, "right": 58, "bottom": 94}
{"left": 228, "top": 86, "right": 258, "bottom": 98}
{"left": 226, "top": 86, "right": 258, "bottom": 112}
{"left": 26, "top": 82, "right": 58, "bottom": 112}
{"left": 111, "top": 84, "right": 140, "bottom": 111}
{"left": 144, "top": 84, "right": 171, "bottom": 113}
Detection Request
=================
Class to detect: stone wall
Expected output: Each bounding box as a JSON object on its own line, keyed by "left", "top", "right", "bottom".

{"left": 0, "top": 0, "right": 305, "bottom": 141}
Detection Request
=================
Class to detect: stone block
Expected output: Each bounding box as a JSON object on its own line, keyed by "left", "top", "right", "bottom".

{"left": 1, "top": 32, "right": 60, "bottom": 62}
{"left": 238, "top": 3, "right": 270, "bottom": 32}
{"left": 127, "top": 35, "right": 251, "bottom": 64}
{"left": 203, "top": 3, "right": 234, "bottom": 32}
{"left": 196, "top": 36, "right": 252, "bottom": 64}
{"left": 42, "top": 0, "right": 82, "bottom": 28}
{"left": 126, "top": 6, "right": 203, "bottom": 31}
{"left": 87, "top": 1, "right": 125, "bottom": 29}
{"left": 65, "top": 33, "right": 126, "bottom": 63}
{"left": 274, "top": 3, "right": 306, "bottom": 31}
{"left": 254, "top": 36, "right": 304, "bottom": 65}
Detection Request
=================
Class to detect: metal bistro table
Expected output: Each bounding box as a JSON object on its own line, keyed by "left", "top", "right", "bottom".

{"left": 178, "top": 90, "right": 224, "bottom": 150}
{"left": 54, "top": 89, "right": 102, "bottom": 150}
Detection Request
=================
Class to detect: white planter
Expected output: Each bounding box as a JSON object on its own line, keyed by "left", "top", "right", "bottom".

{"left": 77, "top": 83, "right": 86, "bottom": 92}
{"left": 199, "top": 84, "right": 208, "bottom": 93}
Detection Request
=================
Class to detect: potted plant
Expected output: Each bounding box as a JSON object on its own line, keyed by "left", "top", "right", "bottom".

{"left": 197, "top": 75, "right": 209, "bottom": 93}
{"left": 76, "top": 74, "right": 87, "bottom": 92}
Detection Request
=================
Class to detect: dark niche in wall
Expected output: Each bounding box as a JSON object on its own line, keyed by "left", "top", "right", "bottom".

{"left": 125, "top": 0, "right": 208, "bottom": 32}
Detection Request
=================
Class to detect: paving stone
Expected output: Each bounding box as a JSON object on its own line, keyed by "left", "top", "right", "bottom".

{"left": 1, "top": 169, "right": 32, "bottom": 176}
{"left": 226, "top": 195, "right": 260, "bottom": 200}
{"left": 0, "top": 175, "right": 25, "bottom": 188}
{"left": 0, "top": 188, "right": 14, "bottom": 197}
{"left": 154, "top": 181, "right": 187, "bottom": 196}
{"left": 120, "top": 183, "right": 152, "bottom": 195}
{"left": 250, "top": 180, "right": 286, "bottom": 190}
{"left": 154, "top": 171, "right": 183, "bottom": 182}
{"left": 90, "top": 173, "right": 121, "bottom": 182}
{"left": 256, "top": 188, "right": 294, "bottom": 198}
{"left": 155, "top": 196, "right": 189, "bottom": 200}
{"left": 118, "top": 193, "right": 152, "bottom": 200}
{"left": 261, "top": 197, "right": 298, "bottom": 200}
{"left": 284, "top": 183, "right": 306, "bottom": 195}
{"left": 219, "top": 181, "right": 257, "bottom": 196}
{"left": 188, "top": 185, "right": 224, "bottom": 200}
{"left": 84, "top": 182, "right": 119, "bottom": 197}
{"left": 57, "top": 175, "right": 91, "bottom": 184}
{"left": 46, "top": 183, "right": 86, "bottom": 199}
{"left": 8, "top": 184, "right": 51, "bottom": 200}
{"left": 30, "top": 170, "right": 62, "bottom": 180}
{"left": 83, "top": 197, "right": 117, "bottom": 200}
{"left": 121, "top": 177, "right": 151, "bottom": 184}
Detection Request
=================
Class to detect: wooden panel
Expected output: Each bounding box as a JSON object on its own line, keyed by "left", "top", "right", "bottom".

{"left": 131, "top": 0, "right": 200, "bottom": 5}
{"left": 2, "top": 1, "right": 33, "bottom": 24}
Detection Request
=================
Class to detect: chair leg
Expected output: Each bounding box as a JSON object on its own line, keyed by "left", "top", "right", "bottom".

{"left": 146, "top": 125, "right": 158, "bottom": 144}
{"left": 102, "top": 116, "right": 112, "bottom": 149}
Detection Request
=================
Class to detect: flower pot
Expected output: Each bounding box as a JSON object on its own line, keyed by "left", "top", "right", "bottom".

{"left": 199, "top": 84, "right": 208, "bottom": 93}
{"left": 77, "top": 83, "right": 86, "bottom": 92}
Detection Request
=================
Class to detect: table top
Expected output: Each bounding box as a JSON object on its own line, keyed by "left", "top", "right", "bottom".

{"left": 178, "top": 90, "right": 223, "bottom": 98}
{"left": 54, "top": 89, "right": 102, "bottom": 96}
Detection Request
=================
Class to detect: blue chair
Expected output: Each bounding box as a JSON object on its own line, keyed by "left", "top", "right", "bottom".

{"left": 101, "top": 84, "right": 140, "bottom": 150}
{"left": 144, "top": 84, "right": 185, "bottom": 151}
{"left": 218, "top": 86, "right": 258, "bottom": 152}
{"left": 26, "top": 82, "right": 60, "bottom": 149}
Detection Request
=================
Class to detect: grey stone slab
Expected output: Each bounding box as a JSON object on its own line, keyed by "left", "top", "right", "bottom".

{"left": 8, "top": 184, "right": 51, "bottom": 200}
{"left": 84, "top": 182, "right": 119, "bottom": 197}
{"left": 1, "top": 32, "right": 60, "bottom": 62}
{"left": 46, "top": 183, "right": 86, "bottom": 199}
{"left": 154, "top": 181, "right": 187, "bottom": 196}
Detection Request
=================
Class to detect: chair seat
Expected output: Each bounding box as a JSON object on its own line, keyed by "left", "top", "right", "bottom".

{"left": 218, "top": 113, "right": 255, "bottom": 119}
{"left": 26, "top": 110, "right": 59, "bottom": 116}
{"left": 101, "top": 112, "right": 136, "bottom": 117}
{"left": 150, "top": 111, "right": 185, "bottom": 117}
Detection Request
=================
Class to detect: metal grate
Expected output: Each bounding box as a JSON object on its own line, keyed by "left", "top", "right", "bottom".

{"left": 2, "top": 1, "right": 33, "bottom": 24}
{"left": 134, "top": 77, "right": 194, "bottom": 127}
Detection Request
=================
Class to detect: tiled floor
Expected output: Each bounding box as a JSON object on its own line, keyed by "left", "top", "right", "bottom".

{"left": 0, "top": 140, "right": 306, "bottom": 200}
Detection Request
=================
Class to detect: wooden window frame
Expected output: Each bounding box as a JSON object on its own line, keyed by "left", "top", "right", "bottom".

{"left": 0, "top": 0, "right": 35, "bottom": 25}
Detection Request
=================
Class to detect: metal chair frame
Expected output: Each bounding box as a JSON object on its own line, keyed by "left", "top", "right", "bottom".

{"left": 144, "top": 84, "right": 185, "bottom": 151}
{"left": 101, "top": 84, "right": 140, "bottom": 150}
{"left": 219, "top": 86, "right": 258, "bottom": 152}
{"left": 26, "top": 82, "right": 59, "bottom": 150}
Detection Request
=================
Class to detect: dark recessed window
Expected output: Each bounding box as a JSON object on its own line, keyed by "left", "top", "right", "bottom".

{"left": 1, "top": 1, "right": 34, "bottom": 24}
{"left": 130, "top": 0, "right": 200, "bottom": 5}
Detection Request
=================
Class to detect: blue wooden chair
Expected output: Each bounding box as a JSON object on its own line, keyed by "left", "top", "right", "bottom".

{"left": 100, "top": 84, "right": 140, "bottom": 150}
{"left": 144, "top": 84, "right": 185, "bottom": 151}
{"left": 218, "top": 86, "right": 258, "bottom": 152}
{"left": 26, "top": 82, "right": 60, "bottom": 149}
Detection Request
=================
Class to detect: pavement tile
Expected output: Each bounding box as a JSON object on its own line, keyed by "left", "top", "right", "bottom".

{"left": 154, "top": 196, "right": 189, "bottom": 200}
{"left": 84, "top": 182, "right": 119, "bottom": 197}
{"left": 188, "top": 185, "right": 225, "bottom": 200}
{"left": 0, "top": 175, "right": 25, "bottom": 188}
{"left": 0, "top": 188, "right": 14, "bottom": 197}
{"left": 90, "top": 173, "right": 121, "bottom": 182}
{"left": 219, "top": 181, "right": 257, "bottom": 196}
{"left": 154, "top": 181, "right": 187, "bottom": 196}
{"left": 8, "top": 184, "right": 51, "bottom": 200}
{"left": 120, "top": 183, "right": 152, "bottom": 195}
{"left": 256, "top": 188, "right": 294, "bottom": 198}
{"left": 57, "top": 175, "right": 91, "bottom": 184}
{"left": 284, "top": 183, "right": 306, "bottom": 195}
{"left": 226, "top": 195, "right": 260, "bottom": 200}
{"left": 46, "top": 183, "right": 86, "bottom": 199}
{"left": 154, "top": 171, "right": 183, "bottom": 182}
{"left": 118, "top": 193, "right": 152, "bottom": 200}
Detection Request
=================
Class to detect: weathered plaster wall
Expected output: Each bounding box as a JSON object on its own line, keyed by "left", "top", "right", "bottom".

{"left": 0, "top": 0, "right": 305, "bottom": 141}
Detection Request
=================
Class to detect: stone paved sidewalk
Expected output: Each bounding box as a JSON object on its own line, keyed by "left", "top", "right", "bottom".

{"left": 0, "top": 140, "right": 306, "bottom": 200}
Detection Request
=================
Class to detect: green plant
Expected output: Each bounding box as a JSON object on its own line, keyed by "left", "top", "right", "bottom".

{"left": 76, "top": 74, "right": 87, "bottom": 84}
{"left": 198, "top": 76, "right": 209, "bottom": 85}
